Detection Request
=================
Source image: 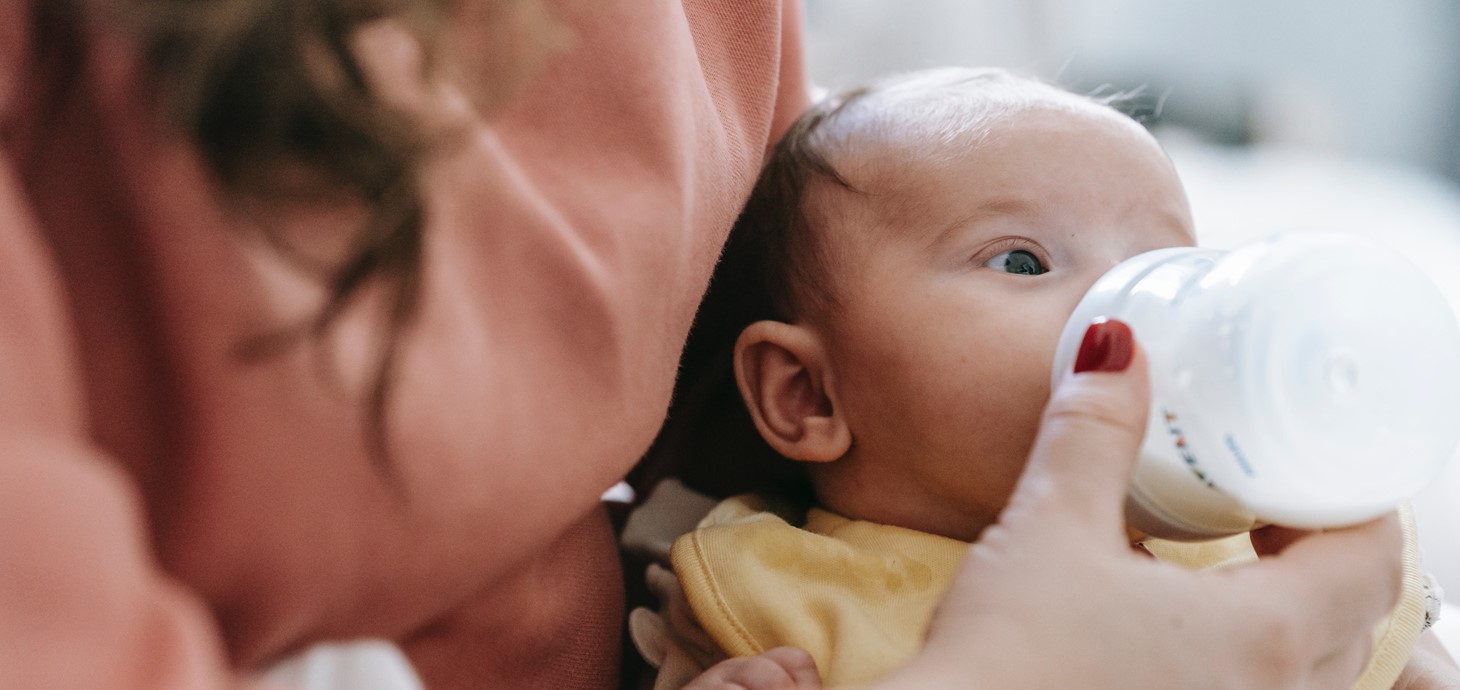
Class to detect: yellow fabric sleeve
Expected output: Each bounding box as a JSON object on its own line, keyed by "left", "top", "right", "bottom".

{"left": 670, "top": 496, "right": 966, "bottom": 687}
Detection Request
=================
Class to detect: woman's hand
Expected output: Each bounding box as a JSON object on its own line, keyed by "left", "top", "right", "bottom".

{"left": 684, "top": 647, "right": 821, "bottom": 690}
{"left": 878, "top": 321, "right": 1405, "bottom": 690}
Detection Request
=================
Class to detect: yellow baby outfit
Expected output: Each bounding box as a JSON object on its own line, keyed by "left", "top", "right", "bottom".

{"left": 669, "top": 495, "right": 1428, "bottom": 689}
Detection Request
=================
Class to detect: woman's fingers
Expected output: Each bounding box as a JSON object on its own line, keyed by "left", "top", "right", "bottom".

{"left": 1245, "top": 514, "right": 1403, "bottom": 661}
{"left": 1308, "top": 640, "right": 1375, "bottom": 690}
{"left": 1247, "top": 513, "right": 1402, "bottom": 683}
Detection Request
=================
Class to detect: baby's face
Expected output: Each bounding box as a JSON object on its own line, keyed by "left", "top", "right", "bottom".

{"left": 813, "top": 106, "right": 1195, "bottom": 539}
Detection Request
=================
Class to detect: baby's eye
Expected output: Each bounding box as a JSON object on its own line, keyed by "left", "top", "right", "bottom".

{"left": 984, "top": 249, "right": 1047, "bottom": 275}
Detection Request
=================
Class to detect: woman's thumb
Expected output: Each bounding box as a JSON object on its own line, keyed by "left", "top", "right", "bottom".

{"left": 1003, "top": 319, "right": 1151, "bottom": 536}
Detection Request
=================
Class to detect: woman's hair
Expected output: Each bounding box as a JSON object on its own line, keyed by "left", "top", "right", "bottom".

{"left": 32, "top": 0, "right": 513, "bottom": 469}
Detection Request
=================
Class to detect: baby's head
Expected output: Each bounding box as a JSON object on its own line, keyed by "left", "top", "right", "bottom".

{"left": 730, "top": 67, "right": 1196, "bottom": 540}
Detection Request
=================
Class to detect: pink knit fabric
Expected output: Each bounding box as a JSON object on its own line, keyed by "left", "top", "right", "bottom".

{"left": 0, "top": 1, "right": 808, "bottom": 688}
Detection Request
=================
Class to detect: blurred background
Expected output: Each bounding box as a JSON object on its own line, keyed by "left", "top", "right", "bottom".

{"left": 804, "top": 0, "right": 1460, "bottom": 651}
{"left": 806, "top": 0, "right": 1460, "bottom": 178}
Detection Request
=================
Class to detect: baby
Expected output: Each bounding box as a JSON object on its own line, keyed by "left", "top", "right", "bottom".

{"left": 629, "top": 68, "right": 1451, "bottom": 689}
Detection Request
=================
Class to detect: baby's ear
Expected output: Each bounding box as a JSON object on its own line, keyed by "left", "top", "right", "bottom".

{"left": 733, "top": 321, "right": 851, "bottom": 463}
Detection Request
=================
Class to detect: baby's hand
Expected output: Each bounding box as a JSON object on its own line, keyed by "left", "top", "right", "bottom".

{"left": 682, "top": 647, "right": 821, "bottom": 690}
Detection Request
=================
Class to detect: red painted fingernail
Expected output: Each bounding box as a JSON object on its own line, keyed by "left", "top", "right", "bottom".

{"left": 1073, "top": 318, "right": 1134, "bottom": 373}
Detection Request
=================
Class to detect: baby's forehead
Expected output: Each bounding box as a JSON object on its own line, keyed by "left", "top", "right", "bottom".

{"left": 829, "top": 72, "right": 1101, "bottom": 152}
{"left": 791, "top": 70, "right": 1179, "bottom": 286}
{"left": 812, "top": 72, "right": 1116, "bottom": 216}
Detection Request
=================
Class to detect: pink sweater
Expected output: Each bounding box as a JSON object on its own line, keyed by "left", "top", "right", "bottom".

{"left": 0, "top": 1, "right": 808, "bottom": 688}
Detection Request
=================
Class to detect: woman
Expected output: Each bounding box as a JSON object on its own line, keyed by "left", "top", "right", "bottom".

{"left": 0, "top": 1, "right": 1403, "bottom": 688}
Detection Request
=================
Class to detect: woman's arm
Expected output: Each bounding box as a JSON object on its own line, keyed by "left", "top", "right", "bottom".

{"left": 0, "top": 144, "right": 265, "bottom": 689}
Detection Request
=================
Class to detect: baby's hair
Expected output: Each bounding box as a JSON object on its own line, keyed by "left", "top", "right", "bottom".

{"left": 727, "top": 85, "right": 866, "bottom": 323}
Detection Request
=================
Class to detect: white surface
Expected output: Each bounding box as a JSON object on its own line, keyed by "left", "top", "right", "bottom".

{"left": 1436, "top": 604, "right": 1460, "bottom": 659}
{"left": 262, "top": 640, "right": 422, "bottom": 690}
{"left": 806, "top": 1, "right": 1460, "bottom": 176}
{"left": 601, "top": 480, "right": 637, "bottom": 503}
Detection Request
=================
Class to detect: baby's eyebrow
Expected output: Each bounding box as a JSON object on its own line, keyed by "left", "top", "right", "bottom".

{"left": 926, "top": 198, "right": 1041, "bottom": 250}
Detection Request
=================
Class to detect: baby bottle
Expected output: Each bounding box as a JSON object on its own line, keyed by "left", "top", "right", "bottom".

{"left": 1050, "top": 233, "right": 1460, "bottom": 540}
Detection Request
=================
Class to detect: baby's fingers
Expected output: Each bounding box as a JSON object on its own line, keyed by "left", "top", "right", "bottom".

{"left": 683, "top": 648, "right": 821, "bottom": 690}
